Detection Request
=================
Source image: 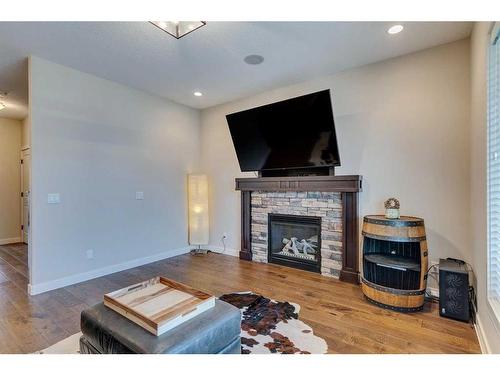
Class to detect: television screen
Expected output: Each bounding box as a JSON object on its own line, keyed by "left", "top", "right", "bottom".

{"left": 226, "top": 90, "right": 340, "bottom": 172}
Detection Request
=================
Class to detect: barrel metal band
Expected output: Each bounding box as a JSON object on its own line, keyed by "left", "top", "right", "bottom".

{"left": 363, "top": 217, "right": 424, "bottom": 227}
{"left": 362, "top": 232, "right": 426, "bottom": 243}
{"left": 364, "top": 296, "right": 424, "bottom": 313}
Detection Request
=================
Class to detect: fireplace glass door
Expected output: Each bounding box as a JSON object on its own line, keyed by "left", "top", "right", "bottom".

{"left": 268, "top": 214, "right": 321, "bottom": 273}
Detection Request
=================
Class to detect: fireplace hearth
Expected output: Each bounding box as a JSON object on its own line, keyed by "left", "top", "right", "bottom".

{"left": 268, "top": 214, "right": 321, "bottom": 273}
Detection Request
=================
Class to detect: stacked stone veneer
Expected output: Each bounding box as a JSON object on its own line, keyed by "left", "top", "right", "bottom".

{"left": 251, "top": 191, "right": 343, "bottom": 278}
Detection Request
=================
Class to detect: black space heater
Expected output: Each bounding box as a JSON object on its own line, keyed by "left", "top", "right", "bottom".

{"left": 438, "top": 258, "right": 476, "bottom": 323}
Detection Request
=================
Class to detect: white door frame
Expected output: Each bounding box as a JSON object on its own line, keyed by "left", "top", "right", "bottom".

{"left": 20, "top": 147, "right": 30, "bottom": 243}
{"left": 20, "top": 147, "right": 31, "bottom": 287}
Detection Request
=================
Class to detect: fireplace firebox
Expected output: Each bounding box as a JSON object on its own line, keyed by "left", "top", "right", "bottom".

{"left": 268, "top": 214, "right": 321, "bottom": 273}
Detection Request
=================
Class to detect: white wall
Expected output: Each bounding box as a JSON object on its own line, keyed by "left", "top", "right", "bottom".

{"left": 200, "top": 39, "right": 471, "bottom": 269}
{"left": 29, "top": 56, "right": 200, "bottom": 291}
{"left": 21, "top": 116, "right": 31, "bottom": 149}
{"left": 0, "top": 118, "right": 21, "bottom": 243}
{"left": 470, "top": 22, "right": 500, "bottom": 354}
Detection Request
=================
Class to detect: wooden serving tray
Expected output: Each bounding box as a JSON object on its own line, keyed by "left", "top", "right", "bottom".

{"left": 104, "top": 276, "right": 215, "bottom": 336}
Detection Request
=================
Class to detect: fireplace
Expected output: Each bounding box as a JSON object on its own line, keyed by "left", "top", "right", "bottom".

{"left": 235, "top": 175, "right": 362, "bottom": 284}
{"left": 250, "top": 190, "right": 347, "bottom": 278}
{"left": 268, "top": 214, "right": 321, "bottom": 273}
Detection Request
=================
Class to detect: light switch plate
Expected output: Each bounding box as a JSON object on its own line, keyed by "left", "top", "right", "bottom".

{"left": 135, "top": 191, "right": 144, "bottom": 200}
{"left": 86, "top": 249, "right": 94, "bottom": 259}
{"left": 47, "top": 193, "right": 60, "bottom": 204}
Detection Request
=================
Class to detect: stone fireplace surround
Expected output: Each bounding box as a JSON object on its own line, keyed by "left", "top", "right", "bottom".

{"left": 235, "top": 175, "right": 363, "bottom": 284}
{"left": 251, "top": 191, "right": 343, "bottom": 277}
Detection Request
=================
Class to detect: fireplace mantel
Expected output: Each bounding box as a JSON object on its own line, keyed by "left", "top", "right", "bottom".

{"left": 235, "top": 175, "right": 362, "bottom": 284}
{"left": 235, "top": 175, "right": 362, "bottom": 192}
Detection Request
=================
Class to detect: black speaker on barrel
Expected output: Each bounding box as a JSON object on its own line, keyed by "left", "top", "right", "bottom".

{"left": 439, "top": 258, "right": 475, "bottom": 322}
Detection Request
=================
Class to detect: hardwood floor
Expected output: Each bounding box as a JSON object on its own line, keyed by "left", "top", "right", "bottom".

{"left": 0, "top": 243, "right": 28, "bottom": 278}
{"left": 0, "top": 243, "right": 480, "bottom": 354}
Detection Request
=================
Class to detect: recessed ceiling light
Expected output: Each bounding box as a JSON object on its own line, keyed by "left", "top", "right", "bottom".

{"left": 0, "top": 102, "right": 6, "bottom": 111}
{"left": 244, "top": 55, "right": 264, "bottom": 65}
{"left": 193, "top": 91, "right": 203, "bottom": 97}
{"left": 150, "top": 21, "right": 206, "bottom": 39}
{"left": 387, "top": 25, "right": 404, "bottom": 35}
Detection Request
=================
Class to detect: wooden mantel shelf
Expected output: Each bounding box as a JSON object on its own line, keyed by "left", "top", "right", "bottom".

{"left": 235, "top": 174, "right": 363, "bottom": 284}
{"left": 235, "top": 175, "right": 362, "bottom": 192}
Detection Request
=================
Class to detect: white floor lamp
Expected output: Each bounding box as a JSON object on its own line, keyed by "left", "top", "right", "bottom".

{"left": 188, "top": 174, "right": 209, "bottom": 254}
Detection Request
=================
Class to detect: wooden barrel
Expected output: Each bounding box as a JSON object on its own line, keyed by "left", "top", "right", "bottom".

{"left": 361, "top": 215, "right": 428, "bottom": 312}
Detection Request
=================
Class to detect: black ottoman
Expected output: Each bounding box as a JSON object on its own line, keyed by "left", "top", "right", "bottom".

{"left": 80, "top": 300, "right": 241, "bottom": 354}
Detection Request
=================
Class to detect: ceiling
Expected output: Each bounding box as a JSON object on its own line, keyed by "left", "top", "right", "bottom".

{"left": 0, "top": 21, "right": 472, "bottom": 120}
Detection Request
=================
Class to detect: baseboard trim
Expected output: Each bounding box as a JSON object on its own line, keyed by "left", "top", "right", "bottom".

{"left": 0, "top": 237, "right": 22, "bottom": 245}
{"left": 204, "top": 245, "right": 239, "bottom": 257}
{"left": 475, "top": 313, "right": 493, "bottom": 354}
{"left": 28, "top": 246, "right": 193, "bottom": 296}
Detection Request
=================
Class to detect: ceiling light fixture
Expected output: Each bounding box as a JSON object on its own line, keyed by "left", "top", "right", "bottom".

{"left": 244, "top": 54, "right": 264, "bottom": 65}
{"left": 150, "top": 21, "right": 206, "bottom": 39}
{"left": 0, "top": 102, "right": 6, "bottom": 111}
{"left": 387, "top": 25, "right": 404, "bottom": 35}
{"left": 193, "top": 91, "right": 203, "bottom": 97}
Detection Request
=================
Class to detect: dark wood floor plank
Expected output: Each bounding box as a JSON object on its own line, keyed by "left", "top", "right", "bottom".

{"left": 0, "top": 244, "right": 29, "bottom": 277}
{"left": 0, "top": 271, "right": 9, "bottom": 285}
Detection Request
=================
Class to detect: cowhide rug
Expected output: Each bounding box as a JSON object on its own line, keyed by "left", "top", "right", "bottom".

{"left": 37, "top": 292, "right": 327, "bottom": 354}
{"left": 219, "top": 292, "right": 327, "bottom": 354}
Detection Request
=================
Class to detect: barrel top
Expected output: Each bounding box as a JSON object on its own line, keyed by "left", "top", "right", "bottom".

{"left": 364, "top": 215, "right": 424, "bottom": 227}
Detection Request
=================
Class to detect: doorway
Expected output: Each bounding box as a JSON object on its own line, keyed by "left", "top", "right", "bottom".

{"left": 0, "top": 117, "right": 29, "bottom": 281}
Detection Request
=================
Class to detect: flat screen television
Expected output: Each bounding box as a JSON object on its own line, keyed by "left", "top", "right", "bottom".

{"left": 226, "top": 89, "right": 340, "bottom": 173}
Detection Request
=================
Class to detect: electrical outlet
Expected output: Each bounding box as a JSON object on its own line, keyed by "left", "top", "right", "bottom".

{"left": 47, "top": 193, "right": 61, "bottom": 204}
{"left": 86, "top": 249, "right": 94, "bottom": 259}
{"left": 135, "top": 191, "right": 144, "bottom": 200}
{"left": 427, "top": 287, "right": 439, "bottom": 298}
{"left": 429, "top": 259, "right": 439, "bottom": 273}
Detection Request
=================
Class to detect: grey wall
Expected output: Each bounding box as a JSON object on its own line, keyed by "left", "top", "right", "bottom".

{"left": 200, "top": 39, "right": 472, "bottom": 272}
{"left": 29, "top": 56, "right": 201, "bottom": 290}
